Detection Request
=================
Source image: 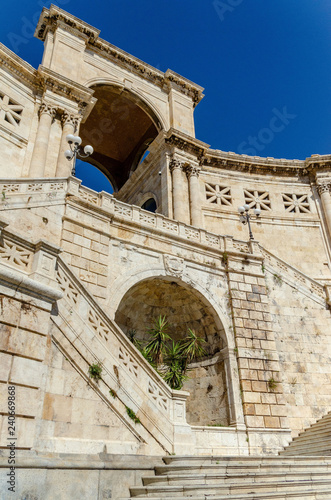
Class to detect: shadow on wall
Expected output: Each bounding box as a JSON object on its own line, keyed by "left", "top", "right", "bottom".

{"left": 115, "top": 277, "right": 230, "bottom": 426}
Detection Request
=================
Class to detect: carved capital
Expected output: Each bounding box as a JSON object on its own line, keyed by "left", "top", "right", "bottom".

{"left": 61, "top": 111, "right": 80, "bottom": 129}
{"left": 169, "top": 159, "right": 183, "bottom": 173}
{"left": 185, "top": 164, "right": 201, "bottom": 178}
{"left": 317, "top": 182, "right": 330, "bottom": 195}
{"left": 39, "top": 102, "right": 56, "bottom": 118}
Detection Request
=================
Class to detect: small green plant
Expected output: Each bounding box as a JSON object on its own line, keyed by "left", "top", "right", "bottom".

{"left": 145, "top": 316, "right": 171, "bottom": 368}
{"left": 234, "top": 347, "right": 238, "bottom": 354}
{"left": 109, "top": 388, "right": 117, "bottom": 399}
{"left": 207, "top": 423, "right": 226, "bottom": 427}
{"left": 290, "top": 377, "right": 297, "bottom": 386}
{"left": 261, "top": 263, "right": 265, "bottom": 273}
{"left": 268, "top": 377, "right": 278, "bottom": 391}
{"left": 88, "top": 362, "right": 102, "bottom": 381}
{"left": 2, "top": 191, "right": 5, "bottom": 201}
{"left": 221, "top": 251, "right": 229, "bottom": 266}
{"left": 273, "top": 273, "right": 282, "bottom": 285}
{"left": 126, "top": 406, "right": 141, "bottom": 424}
{"left": 246, "top": 437, "right": 249, "bottom": 442}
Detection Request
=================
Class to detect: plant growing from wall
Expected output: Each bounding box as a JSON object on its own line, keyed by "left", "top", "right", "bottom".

{"left": 88, "top": 362, "right": 102, "bottom": 381}
{"left": 273, "top": 273, "right": 282, "bottom": 286}
{"left": 268, "top": 377, "right": 278, "bottom": 391}
{"left": 125, "top": 406, "right": 141, "bottom": 424}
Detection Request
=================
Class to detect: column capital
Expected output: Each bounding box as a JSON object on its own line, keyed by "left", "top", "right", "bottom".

{"left": 185, "top": 164, "right": 201, "bottom": 178}
{"left": 39, "top": 102, "right": 56, "bottom": 118}
{"left": 169, "top": 159, "right": 184, "bottom": 172}
{"left": 317, "top": 181, "right": 331, "bottom": 195}
{"left": 61, "top": 111, "right": 80, "bottom": 129}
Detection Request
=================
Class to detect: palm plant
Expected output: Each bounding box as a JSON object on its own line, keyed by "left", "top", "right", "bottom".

{"left": 163, "top": 360, "right": 188, "bottom": 390}
{"left": 180, "top": 328, "right": 207, "bottom": 371}
{"left": 145, "top": 315, "right": 171, "bottom": 368}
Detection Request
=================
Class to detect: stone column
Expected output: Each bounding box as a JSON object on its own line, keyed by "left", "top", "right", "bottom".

{"left": 185, "top": 164, "right": 202, "bottom": 228}
{"left": 29, "top": 103, "right": 56, "bottom": 178}
{"left": 56, "top": 112, "right": 79, "bottom": 177}
{"left": 169, "top": 159, "right": 190, "bottom": 224}
{"left": 317, "top": 181, "right": 331, "bottom": 237}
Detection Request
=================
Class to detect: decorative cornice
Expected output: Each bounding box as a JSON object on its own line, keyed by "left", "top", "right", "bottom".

{"left": 34, "top": 6, "right": 204, "bottom": 105}
{"left": 37, "top": 66, "right": 96, "bottom": 113}
{"left": 0, "top": 43, "right": 38, "bottom": 89}
{"left": 35, "top": 5, "right": 100, "bottom": 43}
{"left": 165, "top": 129, "right": 209, "bottom": 162}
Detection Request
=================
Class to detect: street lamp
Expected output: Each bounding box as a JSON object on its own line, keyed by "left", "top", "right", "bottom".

{"left": 64, "top": 134, "right": 94, "bottom": 176}
{"left": 238, "top": 204, "right": 261, "bottom": 240}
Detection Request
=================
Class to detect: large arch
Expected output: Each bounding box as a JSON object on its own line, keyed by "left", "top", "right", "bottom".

{"left": 114, "top": 274, "right": 231, "bottom": 426}
{"left": 79, "top": 81, "right": 165, "bottom": 191}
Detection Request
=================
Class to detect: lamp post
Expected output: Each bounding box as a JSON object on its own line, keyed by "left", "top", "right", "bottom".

{"left": 238, "top": 204, "right": 261, "bottom": 240}
{"left": 64, "top": 134, "right": 94, "bottom": 176}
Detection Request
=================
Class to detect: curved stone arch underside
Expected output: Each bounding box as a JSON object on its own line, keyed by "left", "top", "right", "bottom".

{"left": 113, "top": 268, "right": 236, "bottom": 426}
{"left": 79, "top": 81, "right": 166, "bottom": 191}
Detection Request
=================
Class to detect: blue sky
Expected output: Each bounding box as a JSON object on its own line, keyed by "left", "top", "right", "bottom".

{"left": 1, "top": 1, "right": 330, "bottom": 191}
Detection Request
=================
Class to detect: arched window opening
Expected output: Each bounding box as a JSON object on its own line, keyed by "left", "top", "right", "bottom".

{"left": 75, "top": 159, "right": 114, "bottom": 194}
{"left": 141, "top": 198, "right": 157, "bottom": 213}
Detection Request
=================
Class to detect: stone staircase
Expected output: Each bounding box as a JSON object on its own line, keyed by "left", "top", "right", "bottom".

{"left": 122, "top": 455, "right": 331, "bottom": 499}
{"left": 280, "top": 412, "right": 331, "bottom": 456}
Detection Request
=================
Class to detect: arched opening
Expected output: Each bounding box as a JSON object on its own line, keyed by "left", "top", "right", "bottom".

{"left": 115, "top": 277, "right": 230, "bottom": 426}
{"left": 141, "top": 198, "right": 157, "bottom": 213}
{"left": 79, "top": 84, "right": 161, "bottom": 192}
{"left": 75, "top": 159, "right": 114, "bottom": 194}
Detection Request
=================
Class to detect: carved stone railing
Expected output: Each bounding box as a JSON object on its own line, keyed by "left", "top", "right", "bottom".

{"left": 259, "top": 245, "right": 326, "bottom": 304}
{"left": 53, "top": 257, "right": 191, "bottom": 454}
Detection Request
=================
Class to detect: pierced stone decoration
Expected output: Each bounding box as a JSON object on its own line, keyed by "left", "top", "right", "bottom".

{"left": 50, "top": 183, "right": 65, "bottom": 191}
{"left": 162, "top": 220, "right": 178, "bottom": 232}
{"left": 311, "top": 283, "right": 325, "bottom": 298}
{"left": 56, "top": 267, "right": 79, "bottom": 305}
{"left": 244, "top": 189, "right": 271, "bottom": 211}
{"left": 205, "top": 234, "right": 219, "bottom": 246}
{"left": 184, "top": 228, "right": 199, "bottom": 240}
{"left": 0, "top": 240, "right": 32, "bottom": 269}
{"left": 119, "top": 346, "right": 138, "bottom": 377}
{"left": 0, "top": 92, "right": 23, "bottom": 126}
{"left": 114, "top": 204, "right": 132, "bottom": 218}
{"left": 294, "top": 272, "right": 306, "bottom": 286}
{"left": 282, "top": 193, "right": 311, "bottom": 214}
{"left": 205, "top": 183, "right": 232, "bottom": 206}
{"left": 139, "top": 212, "right": 156, "bottom": 225}
{"left": 0, "top": 184, "right": 20, "bottom": 193}
{"left": 88, "top": 309, "right": 110, "bottom": 342}
{"left": 78, "top": 189, "right": 98, "bottom": 205}
{"left": 27, "top": 183, "right": 43, "bottom": 192}
{"left": 233, "top": 242, "right": 249, "bottom": 253}
{"left": 148, "top": 380, "right": 168, "bottom": 412}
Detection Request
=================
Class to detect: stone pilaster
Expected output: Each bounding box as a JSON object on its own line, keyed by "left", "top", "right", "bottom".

{"left": 185, "top": 164, "right": 202, "bottom": 228}
{"left": 56, "top": 112, "right": 80, "bottom": 177}
{"left": 228, "top": 267, "right": 288, "bottom": 430}
{"left": 317, "top": 181, "right": 331, "bottom": 238}
{"left": 29, "top": 102, "right": 57, "bottom": 178}
{"left": 169, "top": 159, "right": 190, "bottom": 224}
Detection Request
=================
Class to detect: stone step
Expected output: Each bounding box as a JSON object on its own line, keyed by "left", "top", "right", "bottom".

{"left": 294, "top": 423, "right": 331, "bottom": 436}
{"left": 155, "top": 461, "right": 331, "bottom": 476}
{"left": 279, "top": 443, "right": 331, "bottom": 455}
{"left": 161, "top": 455, "right": 331, "bottom": 466}
{"left": 285, "top": 436, "right": 331, "bottom": 448}
{"left": 129, "top": 479, "right": 331, "bottom": 498}
{"left": 121, "top": 489, "right": 331, "bottom": 500}
{"left": 142, "top": 470, "right": 331, "bottom": 487}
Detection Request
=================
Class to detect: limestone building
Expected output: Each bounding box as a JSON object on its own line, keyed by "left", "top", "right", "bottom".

{"left": 1, "top": 4, "right": 331, "bottom": 498}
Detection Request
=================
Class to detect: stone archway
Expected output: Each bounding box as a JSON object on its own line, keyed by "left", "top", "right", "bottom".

{"left": 79, "top": 84, "right": 162, "bottom": 191}
{"left": 115, "top": 277, "right": 230, "bottom": 426}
